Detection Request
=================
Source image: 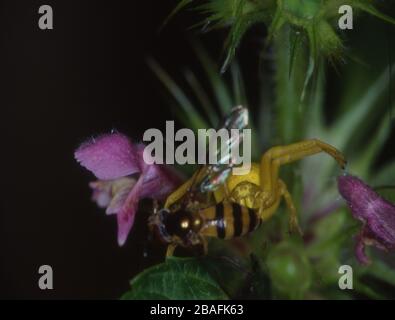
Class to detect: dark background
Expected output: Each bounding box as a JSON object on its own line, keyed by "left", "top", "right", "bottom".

{"left": 1, "top": 1, "right": 394, "bottom": 299}
{"left": 0, "top": 0, "right": 208, "bottom": 299}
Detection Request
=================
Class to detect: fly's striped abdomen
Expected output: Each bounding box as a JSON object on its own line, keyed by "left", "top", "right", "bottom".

{"left": 200, "top": 202, "right": 261, "bottom": 239}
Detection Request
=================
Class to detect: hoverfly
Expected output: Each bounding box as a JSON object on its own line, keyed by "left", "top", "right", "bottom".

{"left": 148, "top": 106, "right": 347, "bottom": 256}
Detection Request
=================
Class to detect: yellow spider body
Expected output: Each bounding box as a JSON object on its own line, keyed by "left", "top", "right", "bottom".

{"left": 151, "top": 139, "right": 346, "bottom": 256}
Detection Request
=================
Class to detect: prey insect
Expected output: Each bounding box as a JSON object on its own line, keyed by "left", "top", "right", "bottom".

{"left": 148, "top": 106, "right": 347, "bottom": 257}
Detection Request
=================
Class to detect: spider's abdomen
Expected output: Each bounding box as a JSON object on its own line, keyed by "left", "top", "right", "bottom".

{"left": 229, "top": 181, "right": 262, "bottom": 209}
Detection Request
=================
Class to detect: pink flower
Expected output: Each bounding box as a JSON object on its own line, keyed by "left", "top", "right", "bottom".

{"left": 75, "top": 132, "right": 182, "bottom": 246}
{"left": 338, "top": 174, "right": 395, "bottom": 264}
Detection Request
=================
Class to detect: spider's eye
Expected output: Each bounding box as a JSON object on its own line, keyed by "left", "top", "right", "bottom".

{"left": 180, "top": 219, "right": 189, "bottom": 229}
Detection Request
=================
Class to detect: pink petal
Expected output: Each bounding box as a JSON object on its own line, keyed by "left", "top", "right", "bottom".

{"left": 338, "top": 175, "right": 380, "bottom": 217}
{"left": 77, "top": 134, "right": 184, "bottom": 246}
{"left": 117, "top": 210, "right": 135, "bottom": 246}
{"left": 116, "top": 176, "right": 145, "bottom": 246}
{"left": 106, "top": 178, "right": 136, "bottom": 215}
{"left": 338, "top": 175, "right": 395, "bottom": 246}
{"left": 140, "top": 164, "right": 183, "bottom": 200}
{"left": 355, "top": 231, "right": 370, "bottom": 265}
{"left": 338, "top": 174, "right": 395, "bottom": 264}
{"left": 89, "top": 180, "right": 113, "bottom": 208}
{"left": 75, "top": 133, "right": 141, "bottom": 180}
{"left": 115, "top": 165, "right": 182, "bottom": 246}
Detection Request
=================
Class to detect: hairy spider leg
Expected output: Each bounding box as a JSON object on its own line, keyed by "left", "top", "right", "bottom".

{"left": 258, "top": 139, "right": 346, "bottom": 230}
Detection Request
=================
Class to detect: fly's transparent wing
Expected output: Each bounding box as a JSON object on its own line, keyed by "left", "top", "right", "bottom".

{"left": 198, "top": 105, "right": 249, "bottom": 193}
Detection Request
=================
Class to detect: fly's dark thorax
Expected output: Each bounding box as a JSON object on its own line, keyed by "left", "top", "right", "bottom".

{"left": 149, "top": 208, "right": 203, "bottom": 247}
{"left": 200, "top": 202, "right": 261, "bottom": 239}
{"left": 162, "top": 210, "right": 192, "bottom": 238}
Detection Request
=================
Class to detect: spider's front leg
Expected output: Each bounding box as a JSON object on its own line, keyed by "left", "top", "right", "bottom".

{"left": 166, "top": 243, "right": 177, "bottom": 257}
{"left": 258, "top": 139, "right": 346, "bottom": 232}
{"left": 164, "top": 166, "right": 207, "bottom": 209}
{"left": 163, "top": 177, "right": 195, "bottom": 209}
{"left": 260, "top": 139, "right": 346, "bottom": 195}
{"left": 278, "top": 179, "right": 303, "bottom": 235}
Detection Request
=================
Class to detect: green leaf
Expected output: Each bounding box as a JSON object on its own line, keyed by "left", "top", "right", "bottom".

{"left": 373, "top": 161, "right": 395, "bottom": 186}
{"left": 306, "top": 61, "right": 326, "bottom": 136}
{"left": 288, "top": 28, "right": 302, "bottom": 79}
{"left": 122, "top": 257, "right": 229, "bottom": 300}
{"left": 354, "top": 1, "right": 395, "bottom": 26}
{"left": 375, "top": 186, "right": 395, "bottom": 203}
{"left": 316, "top": 20, "right": 342, "bottom": 57}
{"left": 302, "top": 23, "right": 322, "bottom": 102}
{"left": 365, "top": 259, "right": 395, "bottom": 287}
{"left": 220, "top": 0, "right": 247, "bottom": 73}
{"left": 184, "top": 68, "right": 219, "bottom": 127}
{"left": 267, "top": 6, "right": 285, "bottom": 44}
{"left": 230, "top": 62, "right": 247, "bottom": 107}
{"left": 354, "top": 115, "right": 392, "bottom": 176}
{"left": 161, "top": 0, "right": 193, "bottom": 31}
{"left": 221, "top": 8, "right": 268, "bottom": 73}
{"left": 274, "top": 25, "right": 307, "bottom": 143}
{"left": 353, "top": 279, "right": 386, "bottom": 299}
{"left": 331, "top": 66, "right": 395, "bottom": 151}
{"left": 147, "top": 57, "right": 208, "bottom": 131}
{"left": 192, "top": 42, "right": 233, "bottom": 115}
